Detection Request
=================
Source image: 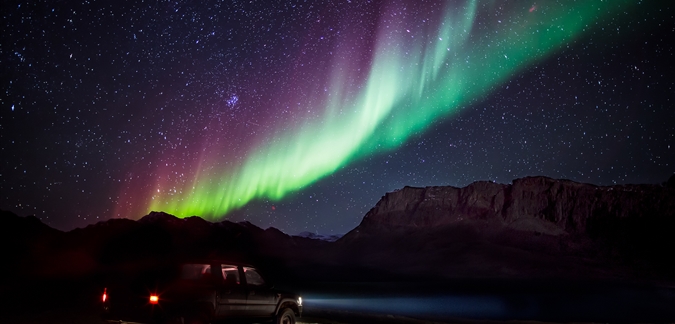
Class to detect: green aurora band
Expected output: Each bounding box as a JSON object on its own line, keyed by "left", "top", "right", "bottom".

{"left": 145, "top": 0, "right": 637, "bottom": 220}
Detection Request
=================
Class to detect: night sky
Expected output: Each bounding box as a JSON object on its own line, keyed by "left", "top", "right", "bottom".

{"left": 1, "top": 0, "right": 673, "bottom": 235}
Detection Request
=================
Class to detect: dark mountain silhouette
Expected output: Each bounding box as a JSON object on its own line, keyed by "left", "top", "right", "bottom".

{"left": 1, "top": 210, "right": 64, "bottom": 276}
{"left": 3, "top": 175, "right": 675, "bottom": 284}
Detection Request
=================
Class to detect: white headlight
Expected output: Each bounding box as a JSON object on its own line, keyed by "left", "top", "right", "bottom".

{"left": 297, "top": 296, "right": 302, "bottom": 306}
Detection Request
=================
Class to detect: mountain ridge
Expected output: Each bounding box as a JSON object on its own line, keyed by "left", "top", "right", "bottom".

{"left": 2, "top": 175, "right": 674, "bottom": 282}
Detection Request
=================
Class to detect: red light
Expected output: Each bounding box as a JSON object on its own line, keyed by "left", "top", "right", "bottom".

{"left": 149, "top": 295, "right": 159, "bottom": 304}
{"left": 102, "top": 288, "right": 107, "bottom": 302}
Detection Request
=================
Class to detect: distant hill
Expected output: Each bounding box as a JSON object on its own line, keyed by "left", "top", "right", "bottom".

{"left": 296, "top": 231, "right": 343, "bottom": 242}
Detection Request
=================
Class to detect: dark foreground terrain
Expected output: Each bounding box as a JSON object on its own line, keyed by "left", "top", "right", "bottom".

{"left": 3, "top": 278, "right": 675, "bottom": 323}
{"left": 2, "top": 176, "right": 675, "bottom": 322}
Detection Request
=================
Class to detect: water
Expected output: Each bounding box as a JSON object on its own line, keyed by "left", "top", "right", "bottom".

{"left": 296, "top": 280, "right": 675, "bottom": 322}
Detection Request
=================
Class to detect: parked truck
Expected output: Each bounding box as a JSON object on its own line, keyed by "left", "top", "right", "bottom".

{"left": 101, "top": 259, "right": 302, "bottom": 324}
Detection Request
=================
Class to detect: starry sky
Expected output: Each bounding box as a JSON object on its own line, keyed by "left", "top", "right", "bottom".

{"left": 1, "top": 0, "right": 673, "bottom": 235}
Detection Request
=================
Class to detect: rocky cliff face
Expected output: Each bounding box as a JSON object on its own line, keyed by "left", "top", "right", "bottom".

{"left": 335, "top": 176, "right": 675, "bottom": 280}
{"left": 345, "top": 176, "right": 675, "bottom": 238}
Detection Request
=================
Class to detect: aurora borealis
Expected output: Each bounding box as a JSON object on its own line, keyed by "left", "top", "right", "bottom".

{"left": 2, "top": 0, "right": 674, "bottom": 234}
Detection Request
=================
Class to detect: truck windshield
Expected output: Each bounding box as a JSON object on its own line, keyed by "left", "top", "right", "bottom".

{"left": 243, "top": 267, "right": 265, "bottom": 286}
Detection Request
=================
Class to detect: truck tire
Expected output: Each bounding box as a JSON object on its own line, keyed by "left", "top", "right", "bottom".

{"left": 275, "top": 308, "right": 295, "bottom": 324}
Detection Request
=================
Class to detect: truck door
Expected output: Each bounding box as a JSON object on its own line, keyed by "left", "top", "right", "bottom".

{"left": 215, "top": 264, "right": 247, "bottom": 317}
{"left": 243, "top": 267, "right": 277, "bottom": 316}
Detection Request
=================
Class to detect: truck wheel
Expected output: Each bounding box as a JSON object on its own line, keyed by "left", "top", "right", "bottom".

{"left": 275, "top": 308, "right": 295, "bottom": 324}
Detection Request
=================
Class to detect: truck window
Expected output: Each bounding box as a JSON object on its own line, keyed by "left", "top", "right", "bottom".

{"left": 221, "top": 264, "right": 240, "bottom": 285}
{"left": 181, "top": 264, "right": 212, "bottom": 280}
{"left": 243, "top": 267, "right": 265, "bottom": 286}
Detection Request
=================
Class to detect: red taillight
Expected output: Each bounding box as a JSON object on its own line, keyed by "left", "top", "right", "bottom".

{"left": 149, "top": 295, "right": 159, "bottom": 304}
{"left": 102, "top": 288, "right": 107, "bottom": 302}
